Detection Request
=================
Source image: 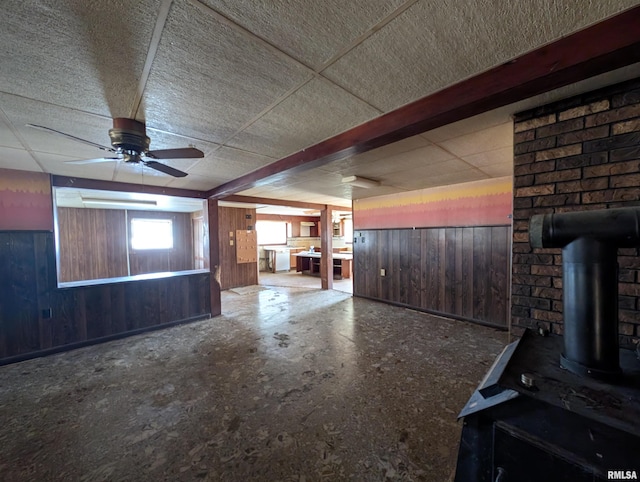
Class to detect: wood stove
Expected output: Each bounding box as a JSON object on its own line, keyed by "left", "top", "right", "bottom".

{"left": 455, "top": 207, "right": 640, "bottom": 481}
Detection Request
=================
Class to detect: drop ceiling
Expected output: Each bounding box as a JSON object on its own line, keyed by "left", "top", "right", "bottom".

{"left": 1, "top": 1, "right": 639, "bottom": 208}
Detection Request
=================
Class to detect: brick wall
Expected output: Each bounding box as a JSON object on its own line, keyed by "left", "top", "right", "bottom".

{"left": 511, "top": 77, "right": 640, "bottom": 347}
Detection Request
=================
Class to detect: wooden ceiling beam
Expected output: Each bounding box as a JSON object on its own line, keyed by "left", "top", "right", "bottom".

{"left": 222, "top": 194, "right": 349, "bottom": 212}
{"left": 52, "top": 175, "right": 207, "bottom": 199}
{"left": 206, "top": 6, "right": 640, "bottom": 199}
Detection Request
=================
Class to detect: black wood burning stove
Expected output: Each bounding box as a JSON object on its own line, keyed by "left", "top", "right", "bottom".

{"left": 455, "top": 207, "right": 640, "bottom": 481}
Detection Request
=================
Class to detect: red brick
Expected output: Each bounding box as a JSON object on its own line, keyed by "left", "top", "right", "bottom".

{"left": 536, "top": 118, "right": 584, "bottom": 138}
{"left": 515, "top": 184, "right": 555, "bottom": 197}
{"left": 534, "top": 168, "right": 581, "bottom": 184}
{"left": 514, "top": 153, "right": 535, "bottom": 165}
{"left": 556, "top": 178, "right": 608, "bottom": 193}
{"left": 583, "top": 162, "right": 640, "bottom": 178}
{"left": 558, "top": 100, "right": 609, "bottom": 121}
{"left": 612, "top": 119, "right": 640, "bottom": 135}
{"left": 514, "top": 137, "right": 556, "bottom": 155}
{"left": 610, "top": 146, "right": 640, "bottom": 162}
{"left": 514, "top": 175, "right": 534, "bottom": 188}
{"left": 609, "top": 173, "right": 640, "bottom": 188}
{"left": 585, "top": 104, "right": 640, "bottom": 127}
{"left": 535, "top": 144, "right": 582, "bottom": 161}
{"left": 532, "top": 287, "right": 562, "bottom": 300}
{"left": 514, "top": 130, "right": 535, "bottom": 143}
{"left": 619, "top": 322, "right": 637, "bottom": 335}
{"left": 557, "top": 125, "right": 609, "bottom": 146}
{"left": 530, "top": 265, "right": 562, "bottom": 276}
{"left": 533, "top": 194, "right": 580, "bottom": 207}
{"left": 532, "top": 309, "right": 563, "bottom": 322}
{"left": 619, "top": 283, "right": 640, "bottom": 296}
{"left": 514, "top": 114, "right": 556, "bottom": 133}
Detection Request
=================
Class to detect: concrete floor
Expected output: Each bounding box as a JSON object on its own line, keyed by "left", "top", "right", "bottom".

{"left": 0, "top": 286, "right": 507, "bottom": 481}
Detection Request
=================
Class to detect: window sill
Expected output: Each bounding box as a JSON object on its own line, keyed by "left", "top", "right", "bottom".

{"left": 57, "top": 269, "right": 210, "bottom": 289}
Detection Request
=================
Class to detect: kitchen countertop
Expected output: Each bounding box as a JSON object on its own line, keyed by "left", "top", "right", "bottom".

{"left": 295, "top": 251, "right": 353, "bottom": 260}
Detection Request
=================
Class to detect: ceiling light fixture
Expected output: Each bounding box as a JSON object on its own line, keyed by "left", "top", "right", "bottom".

{"left": 341, "top": 175, "right": 380, "bottom": 189}
{"left": 81, "top": 197, "right": 157, "bottom": 208}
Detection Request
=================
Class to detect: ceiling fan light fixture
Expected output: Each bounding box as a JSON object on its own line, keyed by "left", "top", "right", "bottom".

{"left": 341, "top": 175, "right": 380, "bottom": 189}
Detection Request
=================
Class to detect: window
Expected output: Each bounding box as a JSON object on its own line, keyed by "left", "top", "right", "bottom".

{"left": 130, "top": 218, "right": 174, "bottom": 250}
{"left": 256, "top": 221, "right": 287, "bottom": 245}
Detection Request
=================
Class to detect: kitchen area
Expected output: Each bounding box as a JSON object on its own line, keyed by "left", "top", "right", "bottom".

{"left": 256, "top": 209, "right": 353, "bottom": 291}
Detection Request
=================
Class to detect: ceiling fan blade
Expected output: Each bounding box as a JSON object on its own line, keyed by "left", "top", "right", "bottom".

{"left": 144, "top": 161, "right": 188, "bottom": 178}
{"left": 65, "top": 157, "right": 120, "bottom": 165}
{"left": 26, "top": 124, "right": 114, "bottom": 152}
{"left": 146, "top": 147, "right": 204, "bottom": 159}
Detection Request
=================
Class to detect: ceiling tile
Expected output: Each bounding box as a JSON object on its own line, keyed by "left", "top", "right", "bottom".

{"left": 438, "top": 122, "right": 513, "bottom": 157}
{"left": 478, "top": 163, "right": 514, "bottom": 178}
{"left": 35, "top": 152, "right": 116, "bottom": 179}
{"left": 187, "top": 146, "right": 276, "bottom": 180}
{"left": 201, "top": 0, "right": 407, "bottom": 70}
{"left": 462, "top": 146, "right": 513, "bottom": 169}
{"left": 0, "top": 147, "right": 42, "bottom": 172}
{"left": 318, "top": 134, "right": 434, "bottom": 173}
{"left": 141, "top": 0, "right": 311, "bottom": 144}
{"left": 0, "top": 0, "right": 160, "bottom": 118}
{"left": 323, "top": 0, "right": 638, "bottom": 112}
{"left": 227, "top": 77, "right": 380, "bottom": 158}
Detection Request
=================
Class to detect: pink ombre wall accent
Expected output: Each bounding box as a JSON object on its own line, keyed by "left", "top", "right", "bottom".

{"left": 0, "top": 169, "right": 53, "bottom": 231}
{"left": 353, "top": 177, "right": 513, "bottom": 229}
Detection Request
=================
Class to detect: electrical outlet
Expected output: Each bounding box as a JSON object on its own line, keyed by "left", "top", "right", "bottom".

{"left": 380, "top": 269, "right": 386, "bottom": 277}
{"left": 230, "top": 240, "right": 234, "bottom": 246}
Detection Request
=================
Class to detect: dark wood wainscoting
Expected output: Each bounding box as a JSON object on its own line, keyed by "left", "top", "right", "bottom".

{"left": 0, "top": 231, "right": 211, "bottom": 364}
{"left": 353, "top": 226, "right": 511, "bottom": 328}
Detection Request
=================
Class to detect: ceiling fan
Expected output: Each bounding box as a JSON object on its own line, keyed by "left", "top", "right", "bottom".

{"left": 26, "top": 118, "right": 204, "bottom": 177}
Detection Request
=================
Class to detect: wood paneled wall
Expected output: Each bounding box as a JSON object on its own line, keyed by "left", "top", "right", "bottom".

{"left": 353, "top": 226, "right": 511, "bottom": 328}
{"left": 57, "top": 208, "right": 128, "bottom": 281}
{"left": 57, "top": 207, "right": 194, "bottom": 282}
{"left": 0, "top": 232, "right": 211, "bottom": 363}
{"left": 218, "top": 206, "right": 258, "bottom": 290}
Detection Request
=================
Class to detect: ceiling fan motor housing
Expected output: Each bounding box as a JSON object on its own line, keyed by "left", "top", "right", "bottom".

{"left": 108, "top": 118, "right": 150, "bottom": 158}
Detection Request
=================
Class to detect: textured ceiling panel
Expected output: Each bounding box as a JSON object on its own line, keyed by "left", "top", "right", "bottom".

{"left": 187, "top": 146, "right": 276, "bottom": 179}
{"left": 35, "top": 152, "right": 116, "bottom": 180}
{"left": 339, "top": 144, "right": 457, "bottom": 178}
{"left": 324, "top": 0, "right": 639, "bottom": 111}
{"left": 439, "top": 123, "right": 513, "bottom": 157}
{"left": 201, "top": 0, "right": 408, "bottom": 70}
{"left": 317, "top": 134, "right": 433, "bottom": 173}
{"left": 0, "top": 0, "right": 159, "bottom": 118}
{"left": 113, "top": 164, "right": 175, "bottom": 186}
{"left": 141, "top": 0, "right": 311, "bottom": 144}
{"left": 0, "top": 94, "right": 113, "bottom": 160}
{"left": 462, "top": 146, "right": 513, "bottom": 169}
{"left": 0, "top": 147, "right": 42, "bottom": 172}
{"left": 227, "top": 77, "right": 381, "bottom": 158}
{"left": 478, "top": 162, "right": 514, "bottom": 178}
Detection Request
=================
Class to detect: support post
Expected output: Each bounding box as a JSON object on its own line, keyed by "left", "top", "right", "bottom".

{"left": 320, "top": 206, "right": 333, "bottom": 290}
{"left": 207, "top": 198, "right": 221, "bottom": 316}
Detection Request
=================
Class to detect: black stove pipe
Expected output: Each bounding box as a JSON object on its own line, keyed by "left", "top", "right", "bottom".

{"left": 529, "top": 207, "right": 640, "bottom": 380}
